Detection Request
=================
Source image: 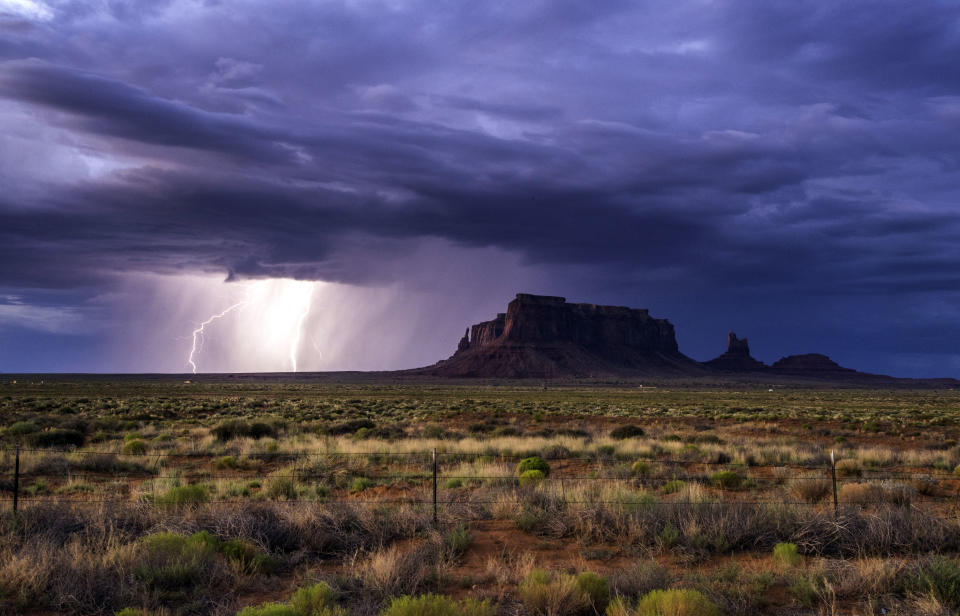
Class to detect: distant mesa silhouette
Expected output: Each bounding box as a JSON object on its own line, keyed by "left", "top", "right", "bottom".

{"left": 704, "top": 332, "right": 767, "bottom": 372}
{"left": 421, "top": 293, "right": 958, "bottom": 385}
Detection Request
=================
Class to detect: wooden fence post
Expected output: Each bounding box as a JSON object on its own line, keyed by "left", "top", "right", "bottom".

{"left": 13, "top": 445, "right": 20, "bottom": 513}
{"left": 432, "top": 448, "right": 438, "bottom": 525}
{"left": 830, "top": 450, "right": 838, "bottom": 515}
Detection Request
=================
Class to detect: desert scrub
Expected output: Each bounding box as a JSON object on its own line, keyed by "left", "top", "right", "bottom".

{"left": 517, "top": 569, "right": 591, "bottom": 616}
{"left": 709, "top": 470, "right": 742, "bottom": 490}
{"left": 575, "top": 571, "right": 610, "bottom": 612}
{"left": 661, "top": 480, "right": 684, "bottom": 495}
{"left": 155, "top": 484, "right": 209, "bottom": 508}
{"left": 773, "top": 542, "right": 801, "bottom": 567}
{"left": 135, "top": 532, "right": 234, "bottom": 600}
{"left": 237, "top": 581, "right": 345, "bottom": 616}
{"left": 445, "top": 524, "right": 471, "bottom": 555}
{"left": 789, "top": 477, "right": 832, "bottom": 503}
{"left": 904, "top": 557, "right": 960, "bottom": 609}
{"left": 350, "top": 477, "right": 375, "bottom": 493}
{"left": 517, "top": 456, "right": 550, "bottom": 477}
{"left": 123, "top": 438, "right": 148, "bottom": 455}
{"left": 380, "top": 594, "right": 495, "bottom": 616}
{"left": 611, "top": 425, "right": 646, "bottom": 440}
{"left": 635, "top": 589, "right": 719, "bottom": 616}
{"left": 520, "top": 469, "right": 546, "bottom": 486}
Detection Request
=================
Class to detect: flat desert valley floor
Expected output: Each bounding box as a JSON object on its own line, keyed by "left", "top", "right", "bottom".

{"left": 2, "top": 377, "right": 960, "bottom": 615}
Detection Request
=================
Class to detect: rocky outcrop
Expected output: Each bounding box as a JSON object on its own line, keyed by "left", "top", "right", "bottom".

{"left": 770, "top": 353, "right": 860, "bottom": 378}
{"left": 429, "top": 293, "right": 700, "bottom": 377}
{"left": 704, "top": 332, "right": 768, "bottom": 372}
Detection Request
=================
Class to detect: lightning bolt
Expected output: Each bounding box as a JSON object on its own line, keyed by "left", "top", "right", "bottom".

{"left": 187, "top": 300, "right": 248, "bottom": 374}
{"left": 289, "top": 286, "right": 314, "bottom": 372}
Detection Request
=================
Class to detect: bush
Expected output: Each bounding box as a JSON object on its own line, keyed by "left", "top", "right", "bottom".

{"left": 122, "top": 439, "right": 148, "bottom": 455}
{"left": 237, "top": 604, "right": 301, "bottom": 616}
{"left": 907, "top": 557, "right": 960, "bottom": 609}
{"left": 635, "top": 589, "right": 719, "bottom": 616}
{"left": 517, "top": 457, "right": 550, "bottom": 477}
{"left": 445, "top": 524, "right": 471, "bottom": 555}
{"left": 709, "top": 470, "right": 742, "bottom": 490}
{"left": 789, "top": 574, "right": 824, "bottom": 608}
{"left": 136, "top": 532, "right": 220, "bottom": 593}
{"left": 611, "top": 425, "right": 645, "bottom": 440}
{"left": 156, "top": 484, "right": 209, "bottom": 508}
{"left": 5, "top": 420, "right": 39, "bottom": 436}
{"left": 608, "top": 562, "right": 671, "bottom": 599}
{"left": 773, "top": 542, "right": 801, "bottom": 567}
{"left": 518, "top": 569, "right": 590, "bottom": 616}
{"left": 790, "top": 477, "right": 832, "bottom": 503}
{"left": 212, "top": 419, "right": 276, "bottom": 441}
{"left": 519, "top": 469, "right": 546, "bottom": 486}
{"left": 350, "top": 477, "right": 374, "bottom": 493}
{"left": 576, "top": 572, "right": 610, "bottom": 611}
{"left": 26, "top": 428, "right": 85, "bottom": 448}
{"left": 238, "top": 582, "right": 344, "bottom": 616}
{"left": 380, "top": 594, "right": 495, "bottom": 616}
{"left": 291, "top": 582, "right": 344, "bottom": 615}
{"left": 661, "top": 480, "right": 685, "bottom": 495}
{"left": 605, "top": 598, "right": 632, "bottom": 616}
{"left": 631, "top": 460, "right": 651, "bottom": 477}
{"left": 266, "top": 475, "right": 298, "bottom": 500}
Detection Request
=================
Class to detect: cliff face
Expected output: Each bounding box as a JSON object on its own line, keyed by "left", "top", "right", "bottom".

{"left": 430, "top": 294, "right": 698, "bottom": 377}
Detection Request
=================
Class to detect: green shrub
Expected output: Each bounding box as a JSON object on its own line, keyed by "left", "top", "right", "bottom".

{"left": 519, "top": 469, "right": 546, "bottom": 486}
{"left": 709, "top": 470, "right": 742, "bottom": 490}
{"left": 773, "top": 542, "right": 801, "bottom": 567}
{"left": 220, "top": 538, "right": 276, "bottom": 574}
{"left": 597, "top": 445, "right": 617, "bottom": 457}
{"left": 444, "top": 478, "right": 463, "bottom": 489}
{"left": 576, "top": 572, "right": 610, "bottom": 611}
{"left": 350, "top": 477, "right": 374, "bottom": 493}
{"left": 291, "top": 582, "right": 344, "bottom": 615}
{"left": 661, "top": 480, "right": 685, "bottom": 495}
{"left": 122, "top": 439, "right": 148, "bottom": 455}
{"left": 516, "top": 507, "right": 542, "bottom": 533}
{"left": 907, "top": 557, "right": 960, "bottom": 609}
{"left": 114, "top": 609, "right": 145, "bottom": 616}
{"left": 214, "top": 455, "right": 238, "bottom": 469}
{"left": 517, "top": 456, "right": 550, "bottom": 477}
{"left": 518, "top": 569, "right": 590, "bottom": 616}
{"left": 631, "top": 460, "right": 651, "bottom": 476}
{"left": 135, "top": 532, "right": 218, "bottom": 592}
{"left": 445, "top": 524, "right": 471, "bottom": 555}
{"left": 156, "top": 484, "right": 208, "bottom": 508}
{"left": 266, "top": 475, "right": 298, "bottom": 499}
{"left": 5, "top": 421, "right": 39, "bottom": 436}
{"left": 380, "top": 593, "right": 495, "bottom": 616}
{"left": 605, "top": 597, "right": 632, "bottom": 616}
{"left": 26, "top": 428, "right": 84, "bottom": 448}
{"left": 789, "top": 574, "right": 824, "bottom": 608}
{"left": 237, "top": 604, "right": 301, "bottom": 616}
{"left": 212, "top": 419, "right": 276, "bottom": 441}
{"left": 611, "top": 425, "right": 645, "bottom": 439}
{"left": 636, "top": 589, "right": 718, "bottom": 616}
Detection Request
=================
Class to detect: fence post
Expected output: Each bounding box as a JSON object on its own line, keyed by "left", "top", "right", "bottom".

{"left": 13, "top": 444, "right": 20, "bottom": 513}
{"left": 432, "top": 448, "right": 438, "bottom": 525}
{"left": 830, "top": 450, "right": 838, "bottom": 515}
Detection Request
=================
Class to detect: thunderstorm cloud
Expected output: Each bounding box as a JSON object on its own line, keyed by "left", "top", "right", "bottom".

{"left": 1, "top": 1, "right": 959, "bottom": 375}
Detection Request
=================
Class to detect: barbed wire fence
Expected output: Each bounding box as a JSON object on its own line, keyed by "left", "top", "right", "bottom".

{"left": 2, "top": 445, "right": 958, "bottom": 519}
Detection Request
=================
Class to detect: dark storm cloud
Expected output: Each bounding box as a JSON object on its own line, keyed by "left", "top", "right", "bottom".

{"left": 2, "top": 0, "right": 960, "bottom": 375}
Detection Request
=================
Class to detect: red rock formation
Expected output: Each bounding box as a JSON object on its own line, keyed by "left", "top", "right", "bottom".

{"left": 429, "top": 293, "right": 700, "bottom": 377}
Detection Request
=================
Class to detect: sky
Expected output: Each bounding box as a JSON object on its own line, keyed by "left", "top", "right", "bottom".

{"left": 1, "top": 0, "right": 959, "bottom": 376}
